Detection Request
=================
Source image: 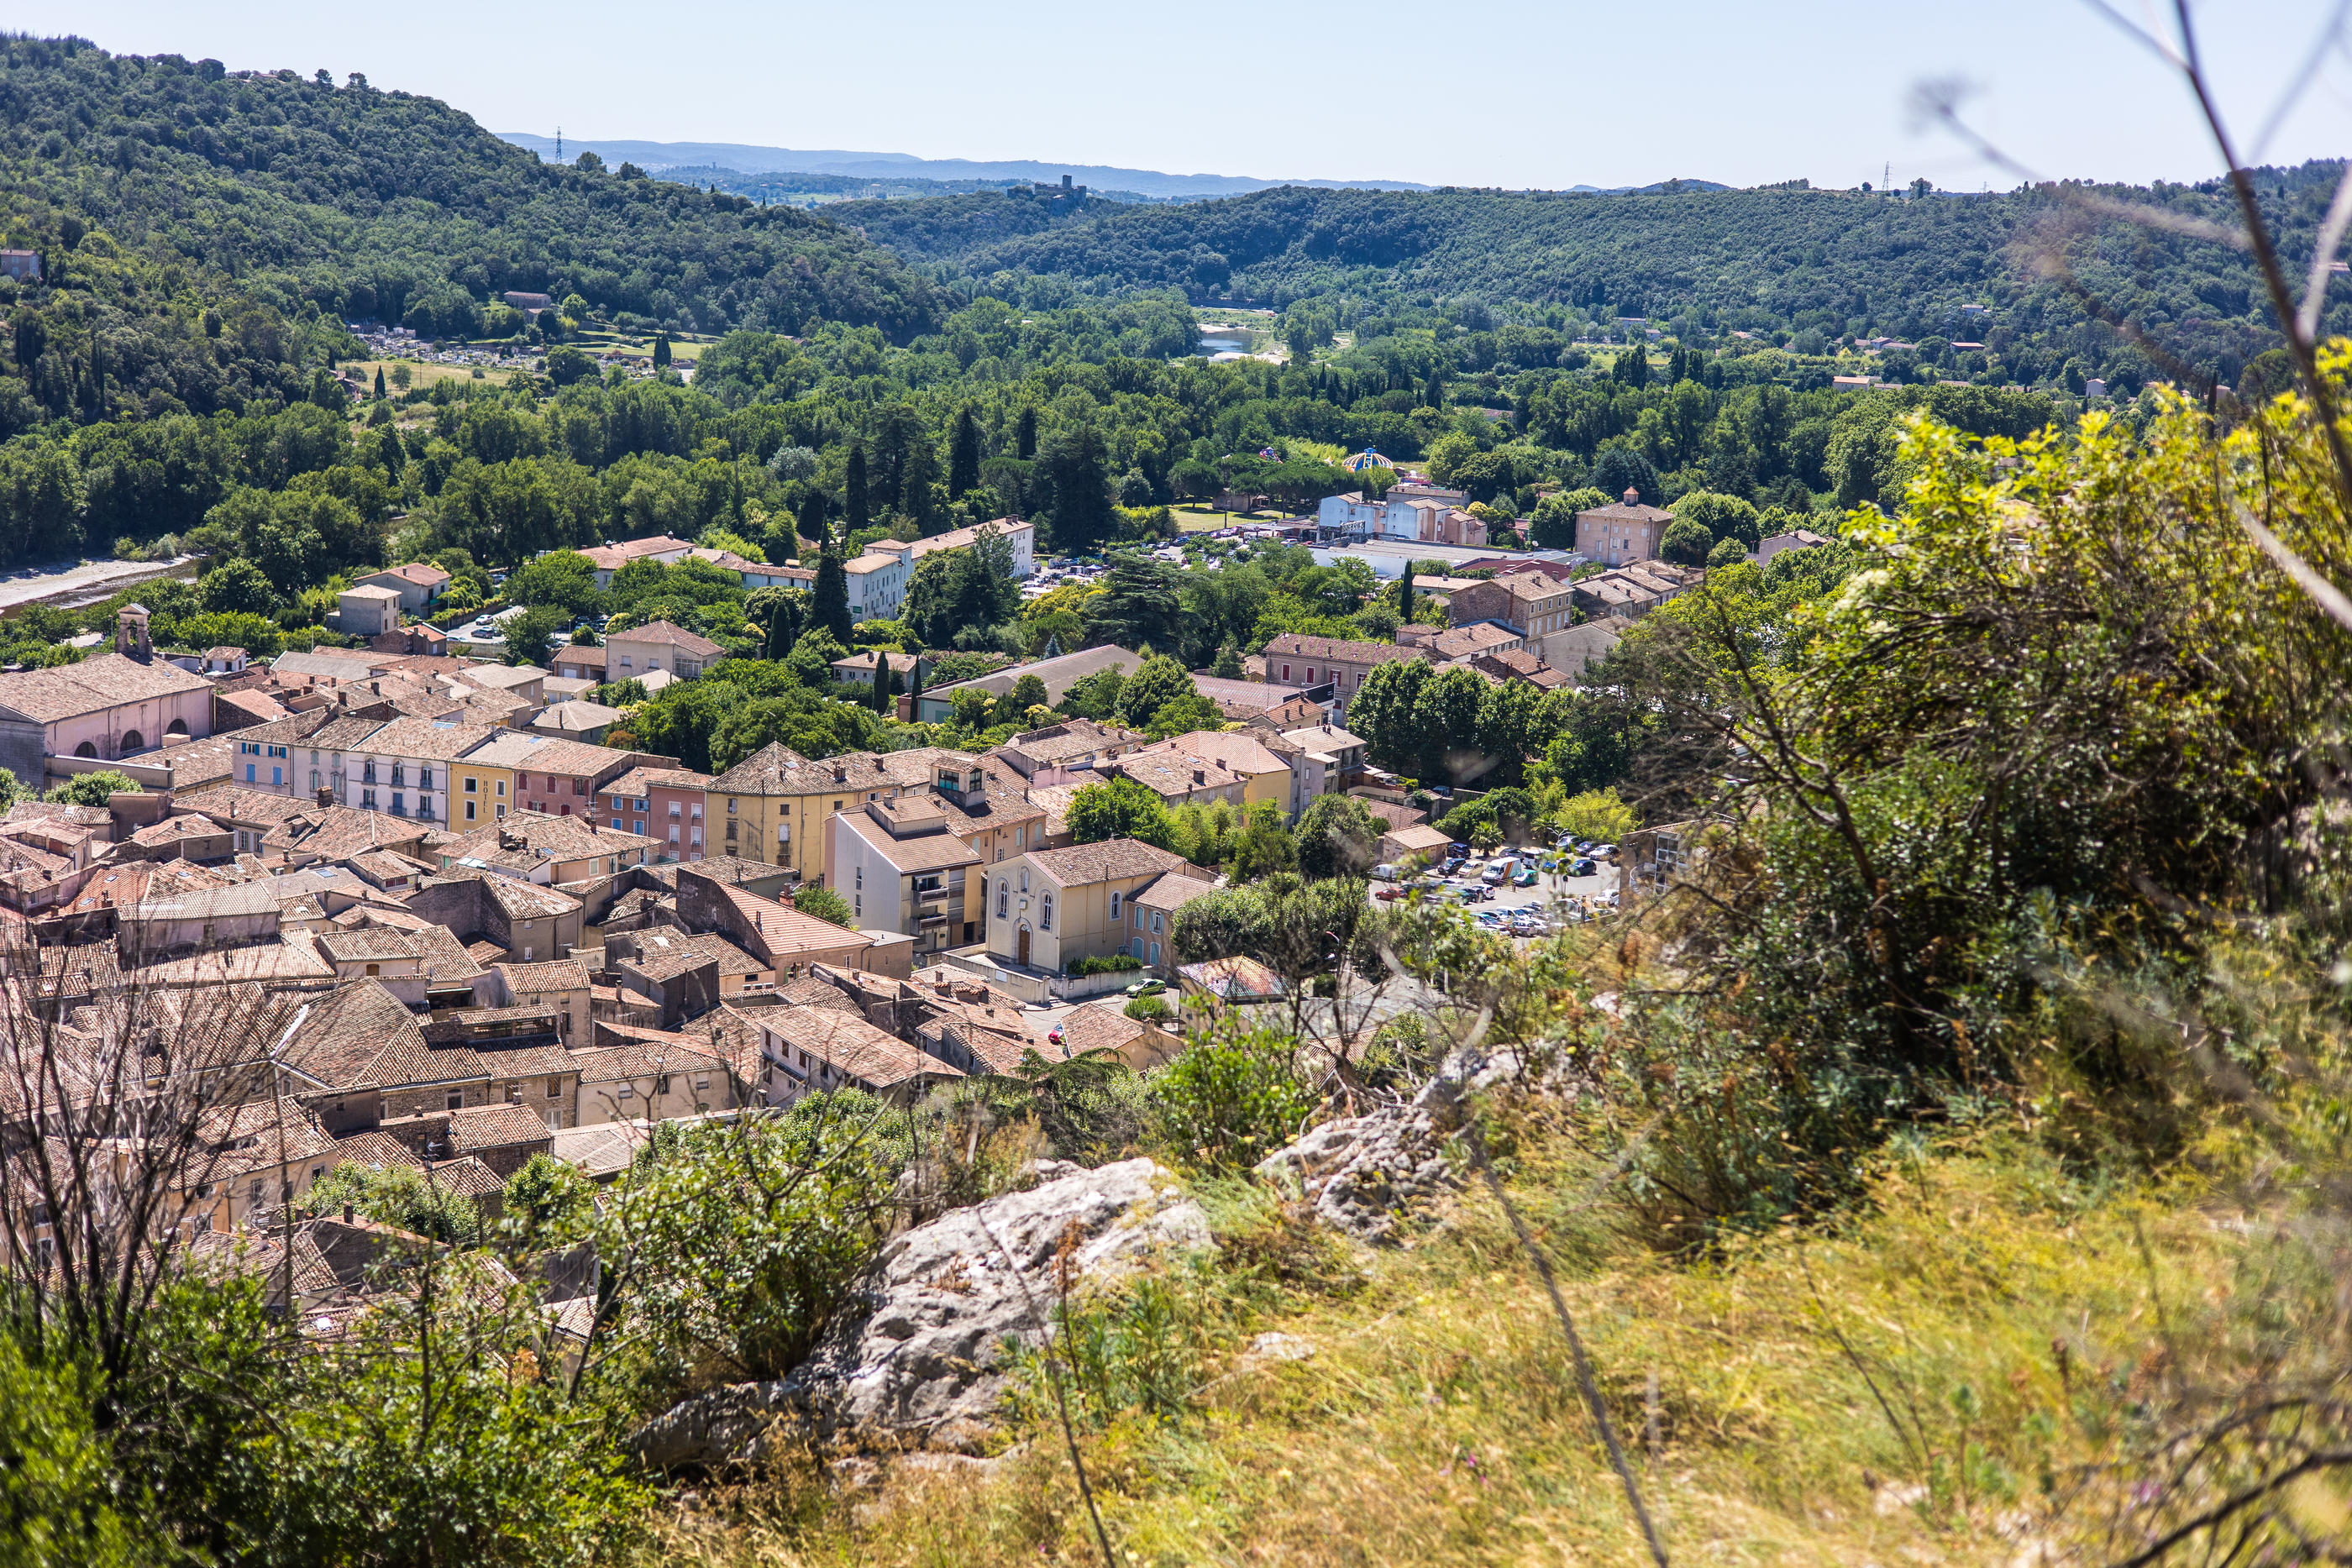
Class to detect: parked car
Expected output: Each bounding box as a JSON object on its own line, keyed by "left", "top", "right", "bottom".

{"left": 1373, "top": 884, "right": 1406, "bottom": 901}
{"left": 1482, "top": 862, "right": 1511, "bottom": 885}
{"left": 1513, "top": 867, "right": 1538, "bottom": 887}
{"left": 1371, "top": 863, "right": 1400, "bottom": 882}
{"left": 1572, "top": 857, "right": 1598, "bottom": 877}
{"left": 1509, "top": 913, "right": 1546, "bottom": 937}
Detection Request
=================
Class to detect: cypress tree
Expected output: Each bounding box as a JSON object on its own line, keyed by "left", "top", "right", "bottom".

{"left": 764, "top": 595, "right": 799, "bottom": 660}
{"left": 374, "top": 366, "right": 386, "bottom": 399}
{"left": 907, "top": 660, "right": 923, "bottom": 716}
{"left": 1014, "top": 405, "right": 1037, "bottom": 460}
{"left": 844, "top": 442, "right": 869, "bottom": 534}
{"left": 1422, "top": 368, "right": 1444, "bottom": 409}
{"left": 1397, "top": 565, "right": 1415, "bottom": 622}
{"left": 813, "top": 544, "right": 853, "bottom": 642}
{"left": 653, "top": 333, "right": 672, "bottom": 369}
{"left": 871, "top": 660, "right": 895, "bottom": 714}
{"left": 948, "top": 405, "right": 981, "bottom": 500}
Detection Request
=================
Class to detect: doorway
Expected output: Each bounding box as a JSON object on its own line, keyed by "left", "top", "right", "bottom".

{"left": 1016, "top": 926, "right": 1031, "bottom": 967}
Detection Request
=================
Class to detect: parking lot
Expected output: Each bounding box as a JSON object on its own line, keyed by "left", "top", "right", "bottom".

{"left": 1372, "top": 853, "right": 1621, "bottom": 939}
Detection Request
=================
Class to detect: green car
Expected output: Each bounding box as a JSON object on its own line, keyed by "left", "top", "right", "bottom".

{"left": 1513, "top": 867, "right": 1538, "bottom": 887}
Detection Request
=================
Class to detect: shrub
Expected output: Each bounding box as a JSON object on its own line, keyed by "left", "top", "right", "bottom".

{"left": 1070, "top": 952, "right": 1143, "bottom": 978}
{"left": 1150, "top": 1020, "right": 1318, "bottom": 1170}
{"left": 1123, "top": 994, "right": 1173, "bottom": 1022}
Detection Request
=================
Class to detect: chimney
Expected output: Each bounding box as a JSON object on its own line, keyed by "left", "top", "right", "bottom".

{"left": 342, "top": 1203, "right": 354, "bottom": 1224}
{"left": 1622, "top": 486, "right": 1640, "bottom": 506}
{"left": 316, "top": 785, "right": 334, "bottom": 808}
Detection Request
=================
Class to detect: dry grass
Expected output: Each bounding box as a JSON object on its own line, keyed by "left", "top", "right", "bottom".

{"left": 644, "top": 1128, "right": 2243, "bottom": 1567}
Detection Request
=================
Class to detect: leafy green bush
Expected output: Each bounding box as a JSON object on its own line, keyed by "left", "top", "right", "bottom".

{"left": 1070, "top": 952, "right": 1143, "bottom": 978}
{"left": 45, "top": 771, "right": 140, "bottom": 807}
{"left": 1150, "top": 1020, "right": 1318, "bottom": 1170}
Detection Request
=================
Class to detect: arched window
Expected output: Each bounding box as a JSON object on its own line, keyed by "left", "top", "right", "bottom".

{"left": 1040, "top": 894, "right": 1053, "bottom": 932}
{"left": 73, "top": 742, "right": 96, "bottom": 758}
{"left": 1109, "top": 890, "right": 1121, "bottom": 922}
{"left": 995, "top": 880, "right": 1008, "bottom": 918}
{"left": 119, "top": 730, "right": 143, "bottom": 752}
{"left": 165, "top": 718, "right": 188, "bottom": 737}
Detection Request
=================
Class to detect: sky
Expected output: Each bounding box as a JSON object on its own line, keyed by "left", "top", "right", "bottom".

{"left": 42, "top": 1, "right": 2352, "bottom": 190}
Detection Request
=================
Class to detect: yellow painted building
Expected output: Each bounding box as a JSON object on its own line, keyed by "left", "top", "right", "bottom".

{"left": 705, "top": 743, "right": 906, "bottom": 888}
{"left": 449, "top": 754, "right": 515, "bottom": 827}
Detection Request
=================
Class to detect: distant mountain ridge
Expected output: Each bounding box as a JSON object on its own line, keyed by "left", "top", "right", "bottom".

{"left": 496, "top": 134, "right": 1439, "bottom": 200}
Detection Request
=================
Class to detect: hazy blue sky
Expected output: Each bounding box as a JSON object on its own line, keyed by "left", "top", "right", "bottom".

{"left": 48, "top": 1, "right": 2352, "bottom": 189}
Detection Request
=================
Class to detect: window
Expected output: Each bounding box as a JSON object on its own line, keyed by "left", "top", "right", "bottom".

{"left": 1108, "top": 890, "right": 1121, "bottom": 921}
{"left": 419, "top": 768, "right": 434, "bottom": 790}
{"left": 310, "top": 769, "right": 321, "bottom": 790}
{"left": 1152, "top": 912, "right": 1164, "bottom": 934}
{"left": 548, "top": 1077, "right": 562, "bottom": 1098}
{"left": 465, "top": 801, "right": 476, "bottom": 821}
{"left": 1150, "top": 941, "right": 1161, "bottom": 966}
{"left": 668, "top": 801, "right": 681, "bottom": 818}
{"left": 727, "top": 798, "right": 738, "bottom": 814}
{"left": 446, "top": 1090, "right": 463, "bottom": 1110}
{"left": 245, "top": 763, "right": 255, "bottom": 783}
{"left": 654, "top": 1074, "right": 671, "bottom": 1095}
{"left": 854, "top": 867, "right": 863, "bottom": 890}
{"left": 853, "top": 894, "right": 862, "bottom": 918}
{"left": 496, "top": 780, "right": 506, "bottom": 796}
{"left": 1040, "top": 894, "right": 1053, "bottom": 931}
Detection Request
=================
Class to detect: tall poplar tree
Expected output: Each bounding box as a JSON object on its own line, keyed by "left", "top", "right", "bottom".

{"left": 813, "top": 544, "right": 853, "bottom": 642}
{"left": 1014, "top": 406, "right": 1037, "bottom": 460}
{"left": 1396, "top": 564, "right": 1415, "bottom": 622}
{"left": 844, "top": 441, "right": 869, "bottom": 535}
{"left": 948, "top": 405, "right": 981, "bottom": 500}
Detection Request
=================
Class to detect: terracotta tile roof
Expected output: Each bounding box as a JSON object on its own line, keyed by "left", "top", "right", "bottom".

{"left": 835, "top": 807, "right": 983, "bottom": 873}
{"left": 600, "top": 765, "right": 712, "bottom": 799}
{"left": 1259, "top": 633, "right": 1425, "bottom": 668}
{"left": 1429, "top": 622, "right": 1523, "bottom": 661}
{"left": 438, "top": 814, "right": 652, "bottom": 870}
{"left": 1057, "top": 1001, "right": 1147, "bottom": 1060}
{"left": 0, "top": 651, "right": 213, "bottom": 724}
{"left": 426, "top": 1155, "right": 504, "bottom": 1198}
{"left": 332, "top": 1130, "right": 428, "bottom": 1170}
{"left": 699, "top": 877, "right": 875, "bottom": 962}
{"left": 496, "top": 957, "right": 590, "bottom": 992}
{"left": 708, "top": 743, "right": 897, "bottom": 797}
{"left": 759, "top": 1006, "right": 960, "bottom": 1091}
{"left": 569, "top": 1036, "right": 727, "bottom": 1083}
{"left": 460, "top": 732, "right": 627, "bottom": 777}
{"left": 1025, "top": 839, "right": 1189, "bottom": 887}
{"left": 609, "top": 619, "right": 724, "bottom": 658}
{"left": 618, "top": 929, "right": 765, "bottom": 983}
{"left": 1134, "top": 870, "right": 1218, "bottom": 912}
{"left": 315, "top": 927, "right": 429, "bottom": 963}
{"left": 283, "top": 980, "right": 479, "bottom": 1093}
{"left": 776, "top": 974, "right": 862, "bottom": 1013}
{"left": 995, "top": 718, "right": 1147, "bottom": 768}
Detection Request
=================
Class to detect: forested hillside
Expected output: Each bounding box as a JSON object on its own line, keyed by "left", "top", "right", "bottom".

{"left": 843, "top": 170, "right": 2341, "bottom": 385}
{"left": 0, "top": 35, "right": 940, "bottom": 351}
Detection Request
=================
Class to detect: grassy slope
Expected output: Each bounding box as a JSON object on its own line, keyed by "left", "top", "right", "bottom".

{"left": 654, "top": 1130, "right": 2230, "bottom": 1566}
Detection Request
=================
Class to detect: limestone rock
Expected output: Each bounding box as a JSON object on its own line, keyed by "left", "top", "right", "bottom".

{"left": 631, "top": 1156, "right": 1207, "bottom": 1471}
{"left": 1255, "top": 1048, "right": 1524, "bottom": 1241}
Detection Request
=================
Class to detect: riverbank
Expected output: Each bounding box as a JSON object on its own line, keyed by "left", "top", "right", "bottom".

{"left": 0, "top": 555, "right": 202, "bottom": 615}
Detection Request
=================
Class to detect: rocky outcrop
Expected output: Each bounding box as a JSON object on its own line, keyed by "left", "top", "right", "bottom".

{"left": 631, "top": 1156, "right": 1209, "bottom": 1470}
{"left": 1255, "top": 1049, "right": 1524, "bottom": 1242}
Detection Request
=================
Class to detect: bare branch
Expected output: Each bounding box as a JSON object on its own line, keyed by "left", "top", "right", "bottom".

{"left": 2299, "top": 162, "right": 2352, "bottom": 342}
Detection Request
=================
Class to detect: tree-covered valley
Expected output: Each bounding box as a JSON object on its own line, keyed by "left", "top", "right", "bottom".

{"left": 0, "top": 29, "right": 2349, "bottom": 1568}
